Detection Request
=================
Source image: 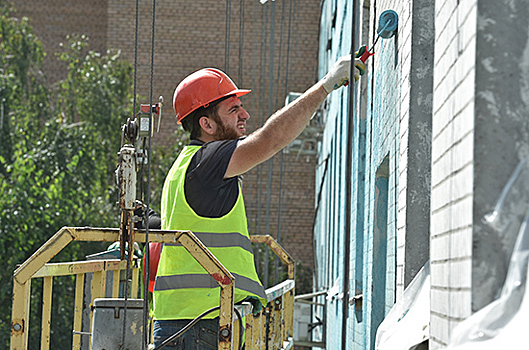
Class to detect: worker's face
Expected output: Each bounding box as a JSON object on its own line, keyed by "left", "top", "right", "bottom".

{"left": 212, "top": 96, "right": 250, "bottom": 140}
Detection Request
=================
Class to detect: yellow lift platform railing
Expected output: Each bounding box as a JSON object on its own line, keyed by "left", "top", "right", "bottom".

{"left": 10, "top": 227, "right": 294, "bottom": 350}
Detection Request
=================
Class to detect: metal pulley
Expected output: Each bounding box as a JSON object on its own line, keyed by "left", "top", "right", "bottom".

{"left": 117, "top": 145, "right": 137, "bottom": 261}
{"left": 118, "top": 146, "right": 137, "bottom": 211}
{"left": 123, "top": 117, "right": 139, "bottom": 144}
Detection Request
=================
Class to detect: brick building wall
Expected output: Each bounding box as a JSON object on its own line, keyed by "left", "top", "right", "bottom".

{"left": 10, "top": 0, "right": 108, "bottom": 83}
{"left": 11, "top": 0, "right": 322, "bottom": 292}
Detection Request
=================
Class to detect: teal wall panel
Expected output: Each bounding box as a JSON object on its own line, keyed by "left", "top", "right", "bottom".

{"left": 314, "top": 1, "right": 400, "bottom": 349}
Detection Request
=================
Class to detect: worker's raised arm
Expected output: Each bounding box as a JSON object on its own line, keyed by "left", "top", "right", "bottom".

{"left": 225, "top": 55, "right": 364, "bottom": 178}
{"left": 225, "top": 83, "right": 327, "bottom": 178}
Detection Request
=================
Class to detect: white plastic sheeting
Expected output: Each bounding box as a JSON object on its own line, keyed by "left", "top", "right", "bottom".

{"left": 447, "top": 263, "right": 529, "bottom": 349}
{"left": 374, "top": 261, "right": 430, "bottom": 350}
{"left": 446, "top": 159, "right": 529, "bottom": 349}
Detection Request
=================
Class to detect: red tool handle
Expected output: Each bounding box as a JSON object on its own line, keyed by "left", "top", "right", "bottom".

{"left": 359, "top": 48, "right": 375, "bottom": 63}
{"left": 344, "top": 46, "right": 375, "bottom": 86}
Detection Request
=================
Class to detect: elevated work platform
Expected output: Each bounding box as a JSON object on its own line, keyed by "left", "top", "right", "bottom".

{"left": 10, "top": 227, "right": 295, "bottom": 350}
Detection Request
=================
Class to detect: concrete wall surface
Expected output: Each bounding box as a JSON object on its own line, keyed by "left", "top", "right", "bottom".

{"left": 430, "top": 0, "right": 529, "bottom": 348}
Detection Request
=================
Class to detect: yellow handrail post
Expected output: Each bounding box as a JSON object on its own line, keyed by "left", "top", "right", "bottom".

{"left": 283, "top": 288, "right": 294, "bottom": 341}
{"left": 272, "top": 298, "right": 282, "bottom": 349}
{"left": 112, "top": 270, "right": 120, "bottom": 298}
{"left": 72, "top": 273, "right": 84, "bottom": 350}
{"left": 41, "top": 276, "right": 53, "bottom": 350}
{"left": 131, "top": 267, "right": 139, "bottom": 298}
{"left": 10, "top": 279, "right": 31, "bottom": 350}
{"left": 278, "top": 296, "right": 284, "bottom": 349}
{"left": 245, "top": 309, "right": 263, "bottom": 349}
{"left": 264, "top": 306, "right": 271, "bottom": 348}
{"left": 89, "top": 270, "right": 104, "bottom": 346}
{"left": 100, "top": 270, "right": 108, "bottom": 297}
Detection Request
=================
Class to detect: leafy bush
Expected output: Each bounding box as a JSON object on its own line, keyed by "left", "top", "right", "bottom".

{"left": 0, "top": 5, "right": 138, "bottom": 348}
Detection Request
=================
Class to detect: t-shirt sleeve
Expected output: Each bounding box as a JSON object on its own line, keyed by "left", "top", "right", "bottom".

{"left": 184, "top": 139, "right": 241, "bottom": 217}
{"left": 189, "top": 139, "right": 239, "bottom": 187}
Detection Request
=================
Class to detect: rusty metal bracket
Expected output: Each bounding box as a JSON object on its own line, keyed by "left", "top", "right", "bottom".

{"left": 348, "top": 293, "right": 363, "bottom": 309}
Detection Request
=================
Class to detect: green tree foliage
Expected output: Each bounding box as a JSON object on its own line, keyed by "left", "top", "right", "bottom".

{"left": 0, "top": 4, "right": 142, "bottom": 348}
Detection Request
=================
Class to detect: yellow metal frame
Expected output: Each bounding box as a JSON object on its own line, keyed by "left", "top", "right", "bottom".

{"left": 250, "top": 235, "right": 295, "bottom": 280}
{"left": 34, "top": 259, "right": 142, "bottom": 350}
{"left": 11, "top": 230, "right": 295, "bottom": 350}
{"left": 11, "top": 227, "right": 235, "bottom": 350}
{"left": 249, "top": 235, "right": 295, "bottom": 349}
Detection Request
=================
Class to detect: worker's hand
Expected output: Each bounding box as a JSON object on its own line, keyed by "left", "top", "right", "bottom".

{"left": 355, "top": 46, "right": 369, "bottom": 75}
{"left": 243, "top": 296, "right": 264, "bottom": 316}
{"left": 321, "top": 55, "right": 365, "bottom": 93}
{"left": 354, "top": 58, "right": 366, "bottom": 80}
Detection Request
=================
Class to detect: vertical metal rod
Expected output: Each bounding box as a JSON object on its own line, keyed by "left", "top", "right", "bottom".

{"left": 264, "top": 0, "right": 277, "bottom": 288}
{"left": 113, "top": 270, "right": 120, "bottom": 298}
{"left": 275, "top": 149, "right": 284, "bottom": 284}
{"left": 225, "top": 0, "right": 232, "bottom": 73}
{"left": 274, "top": 0, "right": 287, "bottom": 285}
{"left": 143, "top": 0, "right": 158, "bottom": 347}
{"left": 132, "top": 0, "right": 140, "bottom": 122}
{"left": 257, "top": 3, "right": 269, "bottom": 238}
{"left": 238, "top": 0, "right": 245, "bottom": 86}
{"left": 343, "top": 0, "right": 358, "bottom": 349}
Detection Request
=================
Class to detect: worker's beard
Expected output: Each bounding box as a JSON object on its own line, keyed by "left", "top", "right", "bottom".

{"left": 211, "top": 114, "right": 241, "bottom": 141}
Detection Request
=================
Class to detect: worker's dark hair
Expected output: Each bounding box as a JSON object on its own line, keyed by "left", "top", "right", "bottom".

{"left": 180, "top": 95, "right": 233, "bottom": 140}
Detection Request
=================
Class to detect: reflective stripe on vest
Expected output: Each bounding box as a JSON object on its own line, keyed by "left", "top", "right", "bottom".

{"left": 155, "top": 272, "right": 266, "bottom": 298}
{"left": 165, "top": 231, "right": 253, "bottom": 254}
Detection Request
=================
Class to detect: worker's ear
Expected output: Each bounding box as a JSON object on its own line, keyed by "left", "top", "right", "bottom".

{"left": 199, "top": 115, "right": 216, "bottom": 136}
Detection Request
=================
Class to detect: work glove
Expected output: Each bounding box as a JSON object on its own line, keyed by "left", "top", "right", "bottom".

{"left": 243, "top": 296, "right": 264, "bottom": 316}
{"left": 133, "top": 200, "right": 161, "bottom": 229}
{"left": 321, "top": 55, "right": 366, "bottom": 93}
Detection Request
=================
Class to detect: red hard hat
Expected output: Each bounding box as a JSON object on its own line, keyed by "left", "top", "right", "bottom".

{"left": 173, "top": 68, "right": 251, "bottom": 124}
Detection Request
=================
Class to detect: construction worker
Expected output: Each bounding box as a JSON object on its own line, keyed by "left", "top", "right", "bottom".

{"left": 152, "top": 55, "right": 365, "bottom": 349}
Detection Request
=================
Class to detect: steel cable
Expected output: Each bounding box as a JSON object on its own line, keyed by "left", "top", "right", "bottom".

{"left": 225, "top": 0, "right": 232, "bottom": 74}
{"left": 121, "top": 0, "right": 141, "bottom": 347}
{"left": 142, "top": 0, "right": 158, "bottom": 347}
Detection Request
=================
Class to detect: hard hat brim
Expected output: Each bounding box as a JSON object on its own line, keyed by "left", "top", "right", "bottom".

{"left": 176, "top": 89, "right": 251, "bottom": 124}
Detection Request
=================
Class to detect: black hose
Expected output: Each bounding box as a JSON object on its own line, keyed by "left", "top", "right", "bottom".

{"left": 234, "top": 306, "right": 244, "bottom": 349}
{"left": 154, "top": 306, "right": 220, "bottom": 350}
{"left": 154, "top": 305, "right": 245, "bottom": 350}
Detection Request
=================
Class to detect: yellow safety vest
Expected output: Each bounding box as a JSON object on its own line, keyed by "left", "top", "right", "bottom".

{"left": 153, "top": 145, "right": 267, "bottom": 320}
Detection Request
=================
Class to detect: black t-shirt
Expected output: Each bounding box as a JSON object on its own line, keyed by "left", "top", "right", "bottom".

{"left": 184, "top": 139, "right": 242, "bottom": 218}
